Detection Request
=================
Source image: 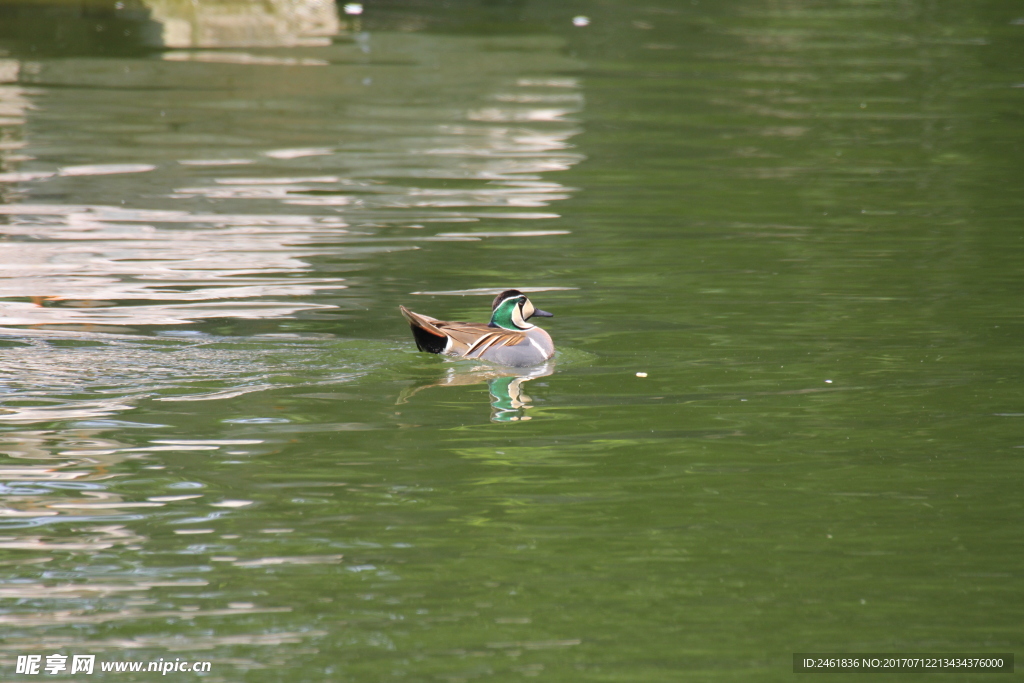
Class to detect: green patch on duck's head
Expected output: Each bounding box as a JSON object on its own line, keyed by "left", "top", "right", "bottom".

{"left": 489, "top": 289, "right": 554, "bottom": 330}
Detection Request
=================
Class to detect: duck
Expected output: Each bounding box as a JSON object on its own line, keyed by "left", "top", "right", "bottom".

{"left": 400, "top": 289, "right": 555, "bottom": 367}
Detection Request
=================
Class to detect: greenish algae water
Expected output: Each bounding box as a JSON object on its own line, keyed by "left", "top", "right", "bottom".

{"left": 0, "top": 1, "right": 1022, "bottom": 681}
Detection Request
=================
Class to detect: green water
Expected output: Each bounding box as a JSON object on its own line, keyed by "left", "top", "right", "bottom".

{"left": 1, "top": 1, "right": 1023, "bottom": 680}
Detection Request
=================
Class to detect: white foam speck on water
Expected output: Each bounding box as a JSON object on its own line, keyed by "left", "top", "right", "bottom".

{"left": 178, "top": 159, "right": 255, "bottom": 166}
{"left": 58, "top": 164, "right": 156, "bottom": 176}
{"left": 263, "top": 147, "right": 335, "bottom": 159}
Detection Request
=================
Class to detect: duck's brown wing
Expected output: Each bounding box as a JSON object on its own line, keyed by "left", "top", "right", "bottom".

{"left": 433, "top": 320, "right": 528, "bottom": 358}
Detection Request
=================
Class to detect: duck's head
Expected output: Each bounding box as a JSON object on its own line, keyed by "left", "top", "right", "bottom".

{"left": 489, "top": 289, "right": 554, "bottom": 330}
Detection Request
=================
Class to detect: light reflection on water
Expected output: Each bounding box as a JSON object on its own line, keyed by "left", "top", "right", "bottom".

{"left": 0, "top": 205, "right": 350, "bottom": 325}
{"left": 0, "top": 42, "right": 582, "bottom": 327}
{"left": 0, "top": 26, "right": 585, "bottom": 657}
{"left": 0, "top": 24, "right": 584, "bottom": 510}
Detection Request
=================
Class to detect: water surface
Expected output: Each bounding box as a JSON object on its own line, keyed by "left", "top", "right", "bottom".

{"left": 1, "top": 1, "right": 1023, "bottom": 680}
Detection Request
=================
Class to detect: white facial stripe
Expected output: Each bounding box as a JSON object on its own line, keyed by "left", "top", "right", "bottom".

{"left": 511, "top": 300, "right": 534, "bottom": 329}
{"left": 523, "top": 299, "right": 535, "bottom": 319}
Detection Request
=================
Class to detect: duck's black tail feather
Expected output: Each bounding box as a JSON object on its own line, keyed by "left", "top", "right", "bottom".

{"left": 410, "top": 324, "right": 447, "bottom": 354}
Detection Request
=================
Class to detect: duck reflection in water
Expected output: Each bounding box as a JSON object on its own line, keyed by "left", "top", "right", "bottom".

{"left": 397, "top": 361, "right": 554, "bottom": 422}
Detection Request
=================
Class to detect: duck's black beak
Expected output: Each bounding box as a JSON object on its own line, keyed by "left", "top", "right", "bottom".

{"left": 530, "top": 309, "right": 554, "bottom": 318}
